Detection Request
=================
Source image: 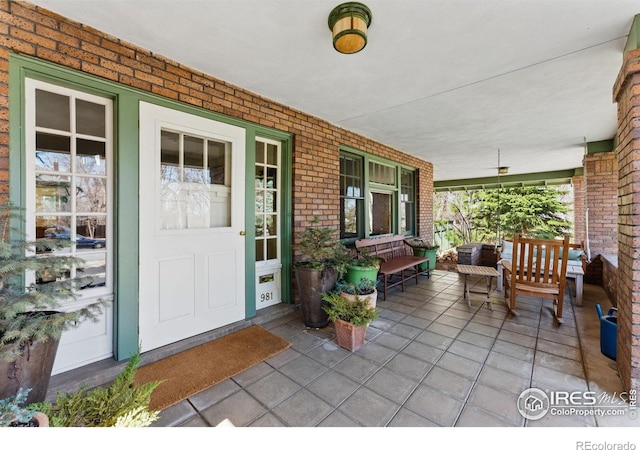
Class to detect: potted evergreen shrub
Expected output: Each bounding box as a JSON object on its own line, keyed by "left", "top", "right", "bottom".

{"left": 336, "top": 278, "right": 378, "bottom": 309}
{"left": 0, "top": 202, "right": 105, "bottom": 404}
{"left": 32, "top": 350, "right": 160, "bottom": 427}
{"left": 322, "top": 292, "right": 378, "bottom": 352}
{"left": 404, "top": 237, "right": 439, "bottom": 274}
{"left": 293, "top": 217, "right": 349, "bottom": 328}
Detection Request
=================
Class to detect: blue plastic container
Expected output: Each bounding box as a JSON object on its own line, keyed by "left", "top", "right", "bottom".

{"left": 596, "top": 304, "right": 617, "bottom": 360}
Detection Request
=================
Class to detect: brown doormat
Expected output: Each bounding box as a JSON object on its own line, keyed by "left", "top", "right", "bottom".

{"left": 134, "top": 325, "right": 291, "bottom": 411}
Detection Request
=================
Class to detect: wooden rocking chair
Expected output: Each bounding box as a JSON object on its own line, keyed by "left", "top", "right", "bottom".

{"left": 501, "top": 234, "right": 570, "bottom": 324}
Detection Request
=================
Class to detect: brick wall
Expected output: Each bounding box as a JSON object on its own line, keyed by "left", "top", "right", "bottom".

{"left": 613, "top": 46, "right": 640, "bottom": 393}
{"left": 583, "top": 152, "right": 618, "bottom": 284}
{"left": 0, "top": 2, "right": 434, "bottom": 251}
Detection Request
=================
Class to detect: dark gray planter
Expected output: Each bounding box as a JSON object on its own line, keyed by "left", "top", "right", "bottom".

{"left": 294, "top": 265, "right": 338, "bottom": 328}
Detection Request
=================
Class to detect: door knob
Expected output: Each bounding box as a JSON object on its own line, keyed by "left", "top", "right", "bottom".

{"left": 239, "top": 230, "right": 246, "bottom": 236}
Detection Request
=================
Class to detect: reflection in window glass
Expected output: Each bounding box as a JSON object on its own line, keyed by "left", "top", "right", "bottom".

{"left": 400, "top": 169, "right": 415, "bottom": 235}
{"left": 32, "top": 86, "right": 110, "bottom": 293}
{"left": 370, "top": 192, "right": 393, "bottom": 236}
{"left": 36, "top": 175, "right": 71, "bottom": 213}
{"left": 76, "top": 139, "right": 106, "bottom": 175}
{"left": 340, "top": 153, "right": 364, "bottom": 239}
{"left": 255, "top": 138, "right": 280, "bottom": 263}
{"left": 36, "top": 133, "right": 71, "bottom": 172}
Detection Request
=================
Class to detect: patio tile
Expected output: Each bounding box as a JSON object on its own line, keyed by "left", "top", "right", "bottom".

{"left": 538, "top": 339, "right": 582, "bottom": 361}
{"left": 354, "top": 341, "right": 398, "bottom": 365}
{"left": 456, "top": 404, "right": 518, "bottom": 427}
{"left": 278, "top": 354, "right": 329, "bottom": 386}
{"left": 152, "top": 400, "right": 198, "bottom": 427}
{"left": 456, "top": 329, "right": 496, "bottom": 349}
{"left": 364, "top": 366, "right": 419, "bottom": 403}
{"left": 249, "top": 413, "right": 286, "bottom": 427}
{"left": 466, "top": 384, "right": 524, "bottom": 426}
{"left": 401, "top": 340, "right": 445, "bottom": 364}
{"left": 305, "top": 340, "right": 351, "bottom": 367}
{"left": 271, "top": 388, "right": 334, "bottom": 426}
{"left": 200, "top": 390, "right": 268, "bottom": 427}
{"left": 491, "top": 339, "right": 535, "bottom": 362}
{"left": 501, "top": 320, "right": 539, "bottom": 338}
{"left": 265, "top": 347, "right": 302, "bottom": 369}
{"left": 387, "top": 322, "right": 423, "bottom": 339}
{"left": 497, "top": 329, "right": 538, "bottom": 348}
{"left": 338, "top": 387, "right": 400, "bottom": 426}
{"left": 422, "top": 366, "right": 475, "bottom": 400}
{"left": 532, "top": 365, "right": 589, "bottom": 392}
{"left": 415, "top": 329, "right": 454, "bottom": 349}
{"left": 318, "top": 410, "right": 361, "bottom": 427}
{"left": 447, "top": 340, "right": 491, "bottom": 363}
{"left": 245, "top": 371, "right": 302, "bottom": 408}
{"left": 435, "top": 351, "right": 483, "bottom": 380}
{"left": 432, "top": 314, "right": 468, "bottom": 329}
{"left": 476, "top": 365, "right": 531, "bottom": 396}
{"left": 189, "top": 378, "right": 241, "bottom": 411}
{"left": 534, "top": 350, "right": 585, "bottom": 378}
{"left": 385, "top": 352, "right": 433, "bottom": 381}
{"left": 427, "top": 322, "right": 462, "bottom": 339}
{"left": 232, "top": 361, "right": 276, "bottom": 387}
{"left": 485, "top": 350, "right": 534, "bottom": 379}
{"left": 332, "top": 353, "right": 380, "bottom": 384}
{"left": 388, "top": 407, "right": 439, "bottom": 426}
{"left": 373, "top": 330, "right": 412, "bottom": 350}
{"left": 464, "top": 321, "right": 501, "bottom": 338}
{"left": 288, "top": 330, "right": 325, "bottom": 353}
{"left": 404, "top": 385, "right": 464, "bottom": 426}
{"left": 305, "top": 369, "right": 359, "bottom": 407}
{"left": 538, "top": 329, "right": 580, "bottom": 348}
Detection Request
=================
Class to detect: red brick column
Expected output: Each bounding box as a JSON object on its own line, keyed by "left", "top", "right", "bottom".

{"left": 613, "top": 47, "right": 640, "bottom": 393}
{"left": 583, "top": 152, "right": 618, "bottom": 284}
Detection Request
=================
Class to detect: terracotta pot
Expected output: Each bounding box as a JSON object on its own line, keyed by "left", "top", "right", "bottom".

{"left": 334, "top": 319, "right": 367, "bottom": 352}
{"left": 339, "top": 289, "right": 377, "bottom": 309}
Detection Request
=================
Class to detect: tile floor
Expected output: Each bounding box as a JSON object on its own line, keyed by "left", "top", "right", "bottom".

{"left": 142, "top": 269, "right": 639, "bottom": 428}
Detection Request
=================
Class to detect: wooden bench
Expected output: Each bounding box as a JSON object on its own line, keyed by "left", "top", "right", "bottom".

{"left": 355, "top": 235, "right": 430, "bottom": 301}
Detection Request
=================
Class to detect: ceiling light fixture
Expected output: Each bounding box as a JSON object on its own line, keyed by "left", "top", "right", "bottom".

{"left": 498, "top": 166, "right": 509, "bottom": 175}
{"left": 328, "top": 2, "right": 372, "bottom": 54}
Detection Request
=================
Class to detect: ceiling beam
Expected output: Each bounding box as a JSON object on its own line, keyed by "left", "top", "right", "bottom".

{"left": 434, "top": 169, "right": 581, "bottom": 192}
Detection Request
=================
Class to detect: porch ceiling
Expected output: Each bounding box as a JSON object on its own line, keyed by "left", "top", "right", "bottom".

{"left": 30, "top": 0, "right": 639, "bottom": 184}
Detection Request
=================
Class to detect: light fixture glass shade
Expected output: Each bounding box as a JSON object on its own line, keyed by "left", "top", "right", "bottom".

{"left": 498, "top": 167, "right": 509, "bottom": 175}
{"left": 328, "top": 2, "right": 372, "bottom": 54}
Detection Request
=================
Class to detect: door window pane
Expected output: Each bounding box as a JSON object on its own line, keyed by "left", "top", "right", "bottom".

{"left": 159, "top": 130, "right": 231, "bottom": 229}
{"left": 36, "top": 175, "right": 72, "bottom": 213}
{"left": 255, "top": 138, "right": 280, "bottom": 263}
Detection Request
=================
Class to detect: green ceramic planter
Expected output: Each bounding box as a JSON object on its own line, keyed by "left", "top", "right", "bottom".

{"left": 345, "top": 264, "right": 379, "bottom": 284}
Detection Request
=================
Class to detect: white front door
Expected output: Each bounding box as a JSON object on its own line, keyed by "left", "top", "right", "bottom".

{"left": 139, "top": 102, "right": 246, "bottom": 352}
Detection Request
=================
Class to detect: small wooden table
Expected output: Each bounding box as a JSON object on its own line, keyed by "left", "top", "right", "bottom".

{"left": 457, "top": 265, "right": 500, "bottom": 310}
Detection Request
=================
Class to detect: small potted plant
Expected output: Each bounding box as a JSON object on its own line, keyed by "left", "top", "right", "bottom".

{"left": 0, "top": 388, "right": 48, "bottom": 427}
{"left": 404, "top": 237, "right": 439, "bottom": 274}
{"left": 322, "top": 292, "right": 378, "bottom": 352}
{"left": 336, "top": 278, "right": 378, "bottom": 309}
{"left": 293, "top": 217, "right": 350, "bottom": 328}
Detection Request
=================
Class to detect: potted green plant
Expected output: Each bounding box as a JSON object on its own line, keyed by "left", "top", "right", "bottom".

{"left": 322, "top": 292, "right": 378, "bottom": 352}
{"left": 336, "top": 278, "right": 378, "bottom": 309}
{"left": 0, "top": 387, "right": 48, "bottom": 427}
{"left": 344, "top": 251, "right": 380, "bottom": 285}
{"left": 0, "top": 202, "right": 105, "bottom": 404}
{"left": 293, "top": 217, "right": 350, "bottom": 328}
{"left": 404, "top": 237, "right": 439, "bottom": 274}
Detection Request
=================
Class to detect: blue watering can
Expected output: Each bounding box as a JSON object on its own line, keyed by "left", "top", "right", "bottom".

{"left": 596, "top": 304, "right": 617, "bottom": 360}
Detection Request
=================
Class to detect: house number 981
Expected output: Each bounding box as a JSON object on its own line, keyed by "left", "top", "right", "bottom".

{"left": 260, "top": 292, "right": 273, "bottom": 302}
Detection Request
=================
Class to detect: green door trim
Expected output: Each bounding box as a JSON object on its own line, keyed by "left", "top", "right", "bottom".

{"left": 8, "top": 53, "right": 293, "bottom": 362}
